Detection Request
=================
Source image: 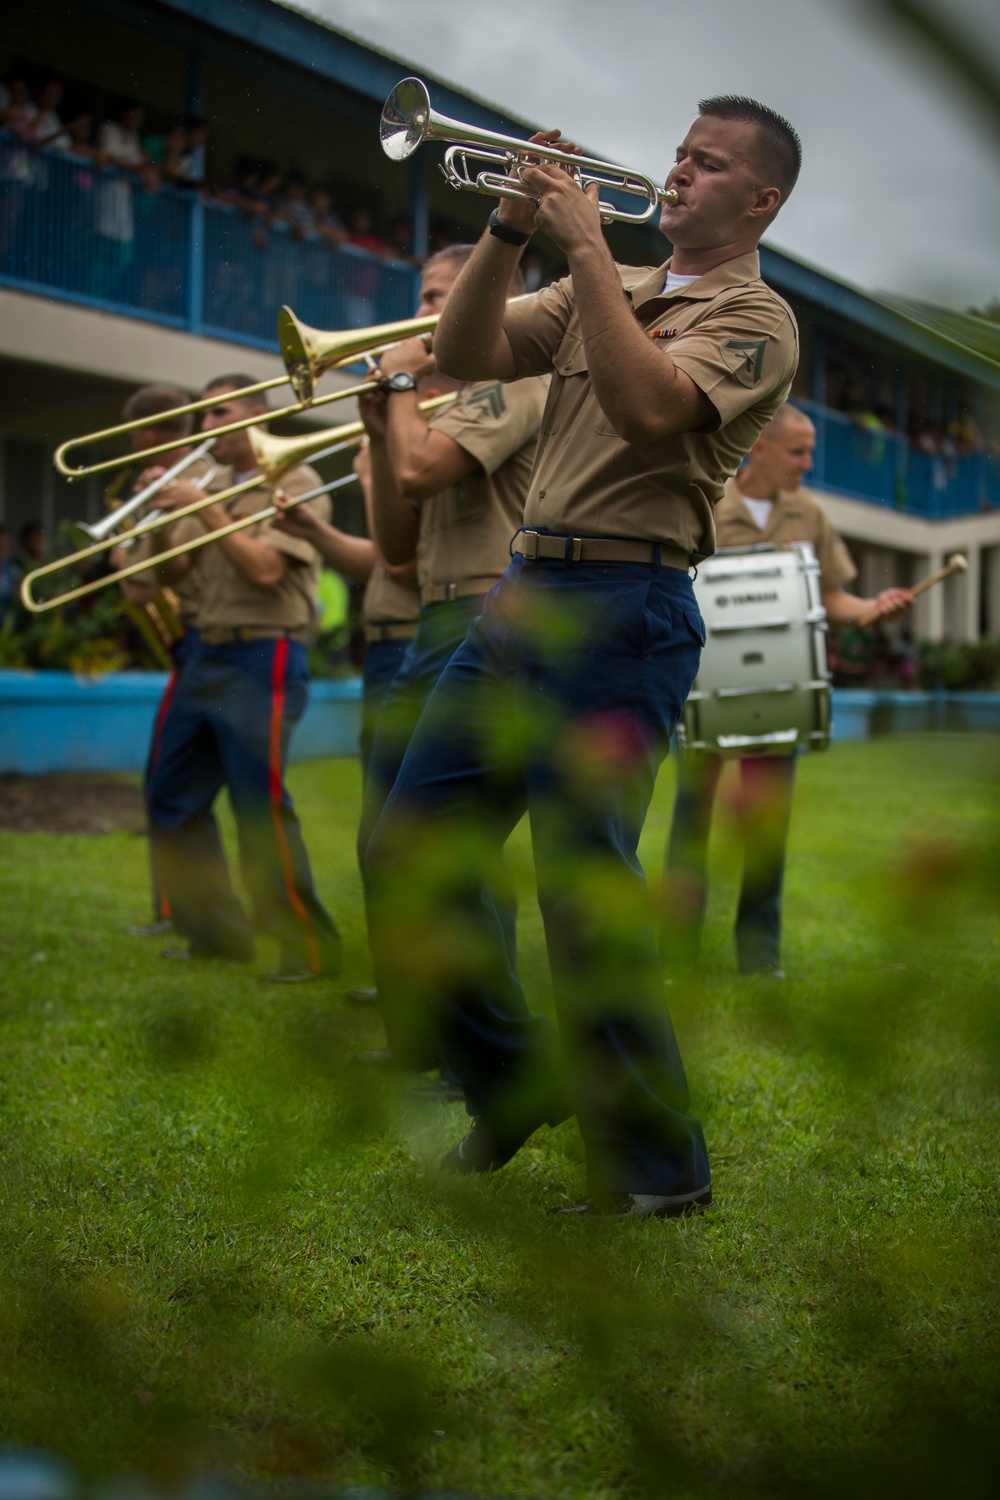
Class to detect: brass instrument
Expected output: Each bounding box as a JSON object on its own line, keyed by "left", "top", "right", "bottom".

{"left": 381, "top": 77, "right": 678, "bottom": 225}
{"left": 54, "top": 308, "right": 442, "bottom": 481}
{"left": 76, "top": 437, "right": 218, "bottom": 551}
{"left": 22, "top": 395, "right": 457, "bottom": 616}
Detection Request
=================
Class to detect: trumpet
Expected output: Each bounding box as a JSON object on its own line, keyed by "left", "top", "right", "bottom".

{"left": 54, "top": 307, "right": 442, "bottom": 482}
{"left": 73, "top": 437, "right": 218, "bottom": 550}
{"left": 381, "top": 77, "right": 677, "bottom": 225}
{"left": 21, "top": 394, "right": 457, "bottom": 616}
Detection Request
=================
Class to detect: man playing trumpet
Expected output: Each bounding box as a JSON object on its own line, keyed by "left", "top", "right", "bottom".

{"left": 366, "top": 96, "right": 804, "bottom": 1217}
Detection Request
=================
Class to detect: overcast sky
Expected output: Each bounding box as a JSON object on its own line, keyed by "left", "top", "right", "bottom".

{"left": 291, "top": 0, "right": 1000, "bottom": 311}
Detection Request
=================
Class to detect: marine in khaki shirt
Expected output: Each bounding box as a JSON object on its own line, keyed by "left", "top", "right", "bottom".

{"left": 415, "top": 376, "right": 548, "bottom": 596}
{"left": 715, "top": 476, "right": 857, "bottom": 592}
{"left": 362, "top": 565, "right": 420, "bottom": 632}
{"left": 718, "top": 403, "right": 912, "bottom": 625}
{"left": 502, "top": 252, "right": 798, "bottom": 561}
{"left": 190, "top": 462, "right": 329, "bottom": 640}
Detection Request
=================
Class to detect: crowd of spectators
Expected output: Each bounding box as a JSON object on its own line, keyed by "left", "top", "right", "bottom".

{"left": 824, "top": 370, "right": 996, "bottom": 464}
{"left": 1, "top": 72, "right": 499, "bottom": 274}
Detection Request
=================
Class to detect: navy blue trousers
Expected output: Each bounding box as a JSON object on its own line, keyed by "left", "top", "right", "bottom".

{"left": 359, "top": 596, "right": 520, "bottom": 1066}
{"left": 148, "top": 637, "right": 341, "bottom": 973}
{"left": 366, "top": 555, "right": 712, "bottom": 1198}
{"left": 660, "top": 752, "right": 797, "bottom": 973}
{"left": 360, "top": 636, "right": 412, "bottom": 788}
{"left": 143, "top": 626, "right": 201, "bottom": 923}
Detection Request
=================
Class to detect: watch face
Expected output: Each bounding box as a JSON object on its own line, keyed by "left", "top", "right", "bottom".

{"left": 388, "top": 371, "right": 416, "bottom": 392}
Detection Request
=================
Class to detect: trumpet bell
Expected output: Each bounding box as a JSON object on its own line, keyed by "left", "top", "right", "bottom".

{"left": 380, "top": 77, "right": 433, "bottom": 161}
{"left": 276, "top": 305, "right": 441, "bottom": 403}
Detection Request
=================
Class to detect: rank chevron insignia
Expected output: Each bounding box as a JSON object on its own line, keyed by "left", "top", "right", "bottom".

{"left": 723, "top": 337, "right": 767, "bottom": 383}
{"left": 464, "top": 382, "right": 507, "bottom": 418}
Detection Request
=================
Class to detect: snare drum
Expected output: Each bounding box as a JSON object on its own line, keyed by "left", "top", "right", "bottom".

{"left": 679, "top": 542, "right": 830, "bottom": 757}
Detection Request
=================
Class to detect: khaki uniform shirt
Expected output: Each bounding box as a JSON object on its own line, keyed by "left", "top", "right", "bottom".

{"left": 715, "top": 478, "right": 857, "bottom": 594}
{"left": 192, "top": 463, "right": 330, "bottom": 638}
{"left": 361, "top": 563, "right": 420, "bottom": 626}
{"left": 124, "top": 454, "right": 215, "bottom": 624}
{"left": 503, "top": 251, "right": 799, "bottom": 561}
{"left": 415, "top": 376, "right": 548, "bottom": 591}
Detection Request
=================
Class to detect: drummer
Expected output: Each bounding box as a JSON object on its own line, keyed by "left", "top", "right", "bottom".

{"left": 659, "top": 402, "right": 912, "bottom": 978}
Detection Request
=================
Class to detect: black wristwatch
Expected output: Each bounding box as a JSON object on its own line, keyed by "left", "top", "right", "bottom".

{"left": 488, "top": 208, "right": 531, "bottom": 246}
{"left": 383, "top": 371, "right": 418, "bottom": 393}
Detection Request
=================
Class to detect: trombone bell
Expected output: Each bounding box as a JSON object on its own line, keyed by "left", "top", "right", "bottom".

{"left": 277, "top": 306, "right": 441, "bottom": 404}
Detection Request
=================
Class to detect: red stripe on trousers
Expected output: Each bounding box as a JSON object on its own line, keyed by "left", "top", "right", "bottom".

{"left": 269, "top": 639, "right": 322, "bottom": 973}
{"left": 149, "top": 670, "right": 178, "bottom": 921}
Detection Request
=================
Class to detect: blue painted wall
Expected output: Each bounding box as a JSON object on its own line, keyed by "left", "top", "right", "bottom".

{"left": 0, "top": 671, "right": 361, "bottom": 775}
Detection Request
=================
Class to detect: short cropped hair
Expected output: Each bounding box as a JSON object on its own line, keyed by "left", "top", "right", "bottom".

{"left": 425, "top": 241, "right": 525, "bottom": 296}
{"left": 121, "top": 384, "right": 193, "bottom": 439}
{"left": 760, "top": 402, "right": 815, "bottom": 441}
{"left": 698, "top": 95, "right": 802, "bottom": 202}
{"left": 202, "top": 374, "right": 268, "bottom": 411}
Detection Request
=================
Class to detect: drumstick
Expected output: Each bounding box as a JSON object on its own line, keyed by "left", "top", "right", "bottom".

{"left": 855, "top": 553, "right": 967, "bottom": 628}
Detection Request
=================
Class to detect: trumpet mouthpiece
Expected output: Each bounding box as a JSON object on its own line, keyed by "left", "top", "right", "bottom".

{"left": 662, "top": 188, "right": 679, "bottom": 207}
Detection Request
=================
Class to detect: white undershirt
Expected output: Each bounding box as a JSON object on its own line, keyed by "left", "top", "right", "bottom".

{"left": 740, "top": 494, "right": 774, "bottom": 531}
{"left": 661, "top": 269, "right": 700, "bottom": 295}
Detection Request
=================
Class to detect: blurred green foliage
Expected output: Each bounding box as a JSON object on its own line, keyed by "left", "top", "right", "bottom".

{"left": 917, "top": 636, "right": 1000, "bottom": 689}
{"left": 0, "top": 738, "right": 998, "bottom": 1497}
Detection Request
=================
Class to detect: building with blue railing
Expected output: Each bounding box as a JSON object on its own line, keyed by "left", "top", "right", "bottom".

{"left": 2, "top": 0, "right": 999, "bottom": 639}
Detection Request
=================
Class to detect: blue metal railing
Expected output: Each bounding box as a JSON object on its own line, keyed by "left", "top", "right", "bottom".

{"left": 792, "top": 398, "right": 1000, "bottom": 519}
{"left": 3, "top": 137, "right": 999, "bottom": 519}
{"left": 0, "top": 135, "right": 421, "bottom": 347}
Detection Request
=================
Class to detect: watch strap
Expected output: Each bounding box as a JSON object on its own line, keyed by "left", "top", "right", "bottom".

{"left": 488, "top": 208, "right": 531, "bottom": 247}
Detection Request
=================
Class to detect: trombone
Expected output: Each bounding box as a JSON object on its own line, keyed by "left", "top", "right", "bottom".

{"left": 381, "top": 77, "right": 678, "bottom": 225}
{"left": 54, "top": 307, "right": 441, "bottom": 482}
{"left": 73, "top": 437, "right": 218, "bottom": 550}
{"left": 21, "top": 395, "right": 457, "bottom": 616}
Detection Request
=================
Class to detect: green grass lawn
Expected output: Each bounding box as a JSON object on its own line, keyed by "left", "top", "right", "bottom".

{"left": 1, "top": 736, "right": 999, "bottom": 1498}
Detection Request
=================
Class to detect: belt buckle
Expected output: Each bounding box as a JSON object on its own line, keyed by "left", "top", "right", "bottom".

{"left": 569, "top": 536, "right": 583, "bottom": 562}
{"left": 520, "top": 530, "right": 540, "bottom": 560}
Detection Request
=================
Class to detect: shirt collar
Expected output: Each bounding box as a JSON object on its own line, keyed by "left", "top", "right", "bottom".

{"left": 622, "top": 250, "right": 762, "bottom": 313}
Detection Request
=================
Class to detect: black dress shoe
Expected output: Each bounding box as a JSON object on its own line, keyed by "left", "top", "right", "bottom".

{"left": 439, "top": 1114, "right": 542, "bottom": 1175}
{"left": 552, "top": 1187, "right": 713, "bottom": 1220}
{"left": 345, "top": 986, "right": 378, "bottom": 1006}
{"left": 126, "top": 919, "right": 174, "bottom": 938}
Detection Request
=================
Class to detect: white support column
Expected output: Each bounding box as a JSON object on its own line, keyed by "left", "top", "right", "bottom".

{"left": 984, "top": 547, "right": 1000, "bottom": 638}
{"left": 963, "top": 545, "right": 981, "bottom": 642}
{"left": 918, "top": 550, "right": 945, "bottom": 641}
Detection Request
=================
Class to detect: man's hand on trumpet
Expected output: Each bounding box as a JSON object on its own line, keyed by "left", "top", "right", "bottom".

{"left": 517, "top": 146, "right": 603, "bottom": 256}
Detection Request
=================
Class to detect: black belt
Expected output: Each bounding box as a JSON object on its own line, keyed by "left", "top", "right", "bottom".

{"left": 420, "top": 575, "right": 502, "bottom": 605}
{"left": 364, "top": 621, "right": 419, "bottom": 643}
{"left": 513, "top": 530, "right": 690, "bottom": 570}
{"left": 199, "top": 627, "right": 308, "bottom": 646}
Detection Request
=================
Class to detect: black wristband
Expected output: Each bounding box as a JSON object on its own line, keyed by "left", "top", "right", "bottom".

{"left": 488, "top": 208, "right": 531, "bottom": 247}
